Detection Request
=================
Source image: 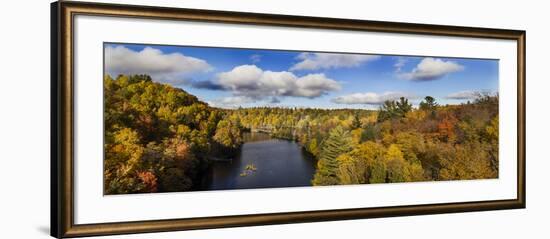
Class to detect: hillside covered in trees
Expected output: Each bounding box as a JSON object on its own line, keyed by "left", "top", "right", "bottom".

{"left": 104, "top": 74, "right": 498, "bottom": 194}
{"left": 104, "top": 74, "right": 244, "bottom": 194}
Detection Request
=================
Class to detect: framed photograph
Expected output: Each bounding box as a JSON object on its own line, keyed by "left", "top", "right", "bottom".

{"left": 51, "top": 1, "right": 526, "bottom": 238}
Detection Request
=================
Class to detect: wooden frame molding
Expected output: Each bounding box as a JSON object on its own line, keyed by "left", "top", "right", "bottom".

{"left": 51, "top": 1, "right": 526, "bottom": 238}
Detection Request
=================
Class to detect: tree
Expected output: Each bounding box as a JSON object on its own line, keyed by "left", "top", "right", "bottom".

{"left": 439, "top": 142, "right": 496, "bottom": 180}
{"left": 336, "top": 141, "right": 386, "bottom": 184}
{"left": 213, "top": 119, "right": 243, "bottom": 149}
{"left": 159, "top": 167, "right": 193, "bottom": 192}
{"left": 104, "top": 73, "right": 500, "bottom": 193}
{"left": 485, "top": 115, "right": 499, "bottom": 172}
{"left": 405, "top": 161, "right": 426, "bottom": 182}
{"left": 351, "top": 128, "right": 363, "bottom": 145}
{"left": 377, "top": 100, "right": 399, "bottom": 122}
{"left": 137, "top": 171, "right": 158, "bottom": 193}
{"left": 335, "top": 154, "right": 361, "bottom": 184}
{"left": 351, "top": 113, "right": 362, "bottom": 129}
{"left": 419, "top": 96, "right": 438, "bottom": 111}
{"left": 312, "top": 126, "right": 353, "bottom": 186}
{"left": 369, "top": 160, "right": 387, "bottom": 183}
{"left": 396, "top": 97, "right": 412, "bottom": 116}
{"left": 308, "top": 138, "right": 319, "bottom": 156}
{"left": 104, "top": 74, "right": 224, "bottom": 194}
{"left": 104, "top": 128, "right": 146, "bottom": 194}
{"left": 385, "top": 144, "right": 407, "bottom": 182}
{"left": 419, "top": 96, "right": 438, "bottom": 119}
{"left": 361, "top": 123, "right": 379, "bottom": 142}
{"left": 394, "top": 131, "right": 425, "bottom": 163}
{"left": 377, "top": 97, "right": 412, "bottom": 122}
{"left": 438, "top": 114, "right": 458, "bottom": 143}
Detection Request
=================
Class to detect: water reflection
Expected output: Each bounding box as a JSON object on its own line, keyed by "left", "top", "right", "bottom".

{"left": 201, "top": 132, "right": 316, "bottom": 191}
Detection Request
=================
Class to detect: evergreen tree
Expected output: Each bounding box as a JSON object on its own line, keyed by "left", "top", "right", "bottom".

{"left": 377, "top": 100, "right": 399, "bottom": 122}
{"left": 396, "top": 97, "right": 412, "bottom": 116}
{"left": 308, "top": 138, "right": 319, "bottom": 156}
{"left": 377, "top": 97, "right": 412, "bottom": 122}
{"left": 351, "top": 113, "right": 362, "bottom": 129}
{"left": 419, "top": 96, "right": 438, "bottom": 118}
{"left": 312, "top": 126, "right": 353, "bottom": 185}
{"left": 419, "top": 96, "right": 438, "bottom": 111}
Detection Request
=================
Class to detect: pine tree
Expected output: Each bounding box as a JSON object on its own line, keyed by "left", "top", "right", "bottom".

{"left": 419, "top": 96, "right": 438, "bottom": 111}
{"left": 377, "top": 100, "right": 399, "bottom": 122}
{"left": 419, "top": 96, "right": 438, "bottom": 118}
{"left": 308, "top": 138, "right": 319, "bottom": 156}
{"left": 351, "top": 113, "right": 362, "bottom": 129}
{"left": 312, "top": 126, "right": 353, "bottom": 185}
{"left": 396, "top": 97, "right": 412, "bottom": 116}
{"left": 377, "top": 97, "right": 412, "bottom": 122}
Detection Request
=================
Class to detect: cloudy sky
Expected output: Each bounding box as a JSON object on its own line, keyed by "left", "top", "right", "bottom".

{"left": 104, "top": 43, "right": 498, "bottom": 109}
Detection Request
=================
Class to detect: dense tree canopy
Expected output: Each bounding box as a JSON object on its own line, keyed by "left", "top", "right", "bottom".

{"left": 105, "top": 74, "right": 499, "bottom": 193}
{"left": 223, "top": 92, "right": 498, "bottom": 186}
{"left": 104, "top": 74, "right": 243, "bottom": 194}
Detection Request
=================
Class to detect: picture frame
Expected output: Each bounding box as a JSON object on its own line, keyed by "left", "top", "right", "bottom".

{"left": 51, "top": 1, "right": 526, "bottom": 238}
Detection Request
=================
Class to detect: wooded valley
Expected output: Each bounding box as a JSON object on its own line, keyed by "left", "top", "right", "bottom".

{"left": 104, "top": 74, "right": 498, "bottom": 194}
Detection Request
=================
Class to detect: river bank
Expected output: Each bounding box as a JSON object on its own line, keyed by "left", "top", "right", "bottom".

{"left": 199, "top": 132, "right": 317, "bottom": 191}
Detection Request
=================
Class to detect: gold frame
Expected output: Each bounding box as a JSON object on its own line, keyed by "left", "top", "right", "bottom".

{"left": 51, "top": 1, "right": 526, "bottom": 238}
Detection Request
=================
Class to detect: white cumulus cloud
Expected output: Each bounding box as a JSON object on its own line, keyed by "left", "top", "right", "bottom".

{"left": 207, "top": 96, "right": 256, "bottom": 108}
{"left": 104, "top": 45, "right": 212, "bottom": 85}
{"left": 290, "top": 52, "right": 380, "bottom": 71}
{"left": 201, "top": 65, "right": 341, "bottom": 100}
{"left": 332, "top": 92, "right": 415, "bottom": 105}
{"left": 400, "top": 57, "right": 464, "bottom": 81}
{"left": 445, "top": 90, "right": 480, "bottom": 100}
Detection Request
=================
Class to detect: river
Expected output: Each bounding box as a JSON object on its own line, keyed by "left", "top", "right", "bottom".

{"left": 201, "top": 132, "right": 317, "bottom": 190}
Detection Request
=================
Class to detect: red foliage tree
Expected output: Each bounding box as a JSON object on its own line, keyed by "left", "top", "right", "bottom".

{"left": 437, "top": 113, "right": 457, "bottom": 143}
{"left": 137, "top": 171, "right": 158, "bottom": 193}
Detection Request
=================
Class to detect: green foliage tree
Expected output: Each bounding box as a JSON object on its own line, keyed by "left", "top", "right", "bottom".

{"left": 351, "top": 113, "right": 362, "bottom": 129}
{"left": 419, "top": 96, "right": 438, "bottom": 118}
{"left": 312, "top": 126, "right": 353, "bottom": 186}
{"left": 396, "top": 97, "right": 413, "bottom": 115}
{"left": 377, "top": 97, "right": 413, "bottom": 122}
{"left": 369, "top": 160, "right": 387, "bottom": 183}
{"left": 419, "top": 96, "right": 438, "bottom": 111}
{"left": 377, "top": 100, "right": 399, "bottom": 122}
{"left": 213, "top": 119, "right": 243, "bottom": 149}
{"left": 361, "top": 123, "right": 379, "bottom": 142}
{"left": 308, "top": 138, "right": 319, "bottom": 156}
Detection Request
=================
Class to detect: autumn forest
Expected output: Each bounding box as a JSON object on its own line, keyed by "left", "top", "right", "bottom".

{"left": 104, "top": 74, "right": 498, "bottom": 194}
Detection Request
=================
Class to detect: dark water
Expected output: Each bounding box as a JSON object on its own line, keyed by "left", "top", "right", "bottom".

{"left": 201, "top": 132, "right": 317, "bottom": 190}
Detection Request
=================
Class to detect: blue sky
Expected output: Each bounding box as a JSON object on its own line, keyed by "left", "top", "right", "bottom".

{"left": 104, "top": 43, "right": 498, "bottom": 109}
